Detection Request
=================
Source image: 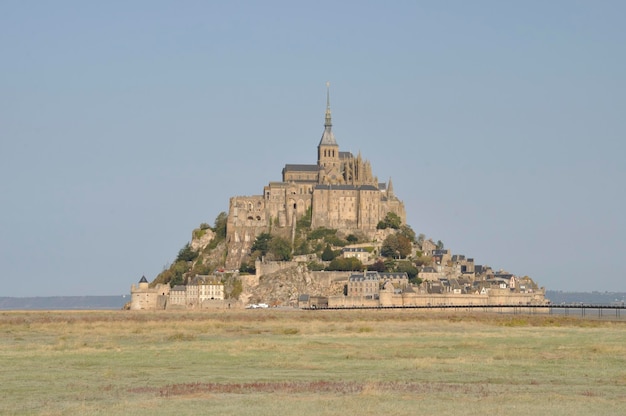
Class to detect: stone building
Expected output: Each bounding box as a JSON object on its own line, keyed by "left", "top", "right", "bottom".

{"left": 169, "top": 285, "right": 186, "bottom": 306}
{"left": 346, "top": 271, "right": 410, "bottom": 299}
{"left": 347, "top": 271, "right": 381, "bottom": 298}
{"left": 226, "top": 87, "right": 405, "bottom": 268}
{"left": 167, "top": 275, "right": 225, "bottom": 308}
{"left": 129, "top": 276, "right": 169, "bottom": 310}
{"left": 188, "top": 275, "right": 224, "bottom": 304}
{"left": 342, "top": 247, "right": 369, "bottom": 263}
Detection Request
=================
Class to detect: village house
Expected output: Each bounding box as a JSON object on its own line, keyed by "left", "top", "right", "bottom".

{"left": 342, "top": 247, "right": 369, "bottom": 263}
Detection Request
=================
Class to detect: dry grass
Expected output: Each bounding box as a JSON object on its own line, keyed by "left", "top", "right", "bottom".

{"left": 1, "top": 310, "right": 625, "bottom": 415}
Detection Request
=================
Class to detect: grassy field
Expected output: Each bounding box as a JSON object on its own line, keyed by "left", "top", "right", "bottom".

{"left": 1, "top": 309, "right": 625, "bottom": 415}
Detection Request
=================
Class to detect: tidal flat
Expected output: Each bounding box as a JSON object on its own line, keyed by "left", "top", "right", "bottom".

{"left": 1, "top": 309, "right": 625, "bottom": 415}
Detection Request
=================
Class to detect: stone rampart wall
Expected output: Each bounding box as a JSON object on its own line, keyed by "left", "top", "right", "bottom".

{"left": 255, "top": 260, "right": 296, "bottom": 277}
{"left": 330, "top": 290, "right": 548, "bottom": 308}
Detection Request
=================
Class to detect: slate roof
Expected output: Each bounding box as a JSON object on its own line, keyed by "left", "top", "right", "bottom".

{"left": 139, "top": 275, "right": 148, "bottom": 283}
{"left": 283, "top": 164, "right": 320, "bottom": 172}
{"left": 349, "top": 271, "right": 380, "bottom": 281}
{"left": 380, "top": 272, "right": 409, "bottom": 280}
{"left": 319, "top": 127, "right": 337, "bottom": 146}
{"left": 315, "top": 184, "right": 379, "bottom": 191}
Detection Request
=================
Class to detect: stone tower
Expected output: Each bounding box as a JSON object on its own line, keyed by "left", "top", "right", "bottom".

{"left": 317, "top": 83, "right": 343, "bottom": 185}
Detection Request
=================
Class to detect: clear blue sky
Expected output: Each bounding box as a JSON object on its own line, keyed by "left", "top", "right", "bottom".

{"left": 1, "top": 1, "right": 624, "bottom": 296}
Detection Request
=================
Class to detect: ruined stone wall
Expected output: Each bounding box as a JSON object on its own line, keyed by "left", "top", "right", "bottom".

{"left": 226, "top": 196, "right": 270, "bottom": 270}
{"left": 227, "top": 195, "right": 269, "bottom": 241}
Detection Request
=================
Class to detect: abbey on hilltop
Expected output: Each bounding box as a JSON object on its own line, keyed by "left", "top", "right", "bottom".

{"left": 226, "top": 85, "right": 405, "bottom": 266}
{"left": 130, "top": 85, "right": 548, "bottom": 311}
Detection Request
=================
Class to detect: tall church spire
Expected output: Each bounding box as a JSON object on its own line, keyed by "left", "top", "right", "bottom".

{"left": 325, "top": 81, "right": 332, "bottom": 128}
{"left": 319, "top": 82, "right": 337, "bottom": 146}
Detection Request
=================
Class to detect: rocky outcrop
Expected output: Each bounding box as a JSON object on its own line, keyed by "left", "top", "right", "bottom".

{"left": 242, "top": 265, "right": 345, "bottom": 306}
{"left": 190, "top": 228, "right": 216, "bottom": 252}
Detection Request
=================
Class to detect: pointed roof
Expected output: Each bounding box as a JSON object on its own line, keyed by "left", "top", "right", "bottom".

{"left": 139, "top": 275, "right": 148, "bottom": 283}
{"left": 387, "top": 177, "right": 394, "bottom": 196}
{"left": 319, "top": 82, "right": 338, "bottom": 146}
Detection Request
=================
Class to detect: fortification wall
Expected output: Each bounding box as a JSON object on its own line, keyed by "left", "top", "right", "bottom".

{"left": 328, "top": 296, "right": 380, "bottom": 308}
{"left": 309, "top": 271, "right": 351, "bottom": 284}
{"left": 330, "top": 290, "right": 548, "bottom": 308}
{"left": 255, "top": 260, "right": 295, "bottom": 277}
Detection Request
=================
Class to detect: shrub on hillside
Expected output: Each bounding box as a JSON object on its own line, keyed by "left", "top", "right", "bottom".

{"left": 327, "top": 257, "right": 363, "bottom": 272}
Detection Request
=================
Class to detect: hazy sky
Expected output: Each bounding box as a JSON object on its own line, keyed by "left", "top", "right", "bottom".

{"left": 1, "top": 1, "right": 625, "bottom": 296}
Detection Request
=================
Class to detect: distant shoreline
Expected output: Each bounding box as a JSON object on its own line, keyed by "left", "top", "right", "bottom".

{"left": 0, "top": 296, "right": 128, "bottom": 311}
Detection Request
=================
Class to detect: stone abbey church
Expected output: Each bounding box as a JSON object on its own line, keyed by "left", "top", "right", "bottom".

{"left": 225, "top": 88, "right": 405, "bottom": 266}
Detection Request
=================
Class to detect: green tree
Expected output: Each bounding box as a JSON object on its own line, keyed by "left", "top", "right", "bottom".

{"left": 296, "top": 206, "right": 312, "bottom": 231}
{"left": 346, "top": 234, "right": 358, "bottom": 243}
{"left": 395, "top": 261, "right": 418, "bottom": 280}
{"left": 176, "top": 243, "right": 198, "bottom": 262}
{"left": 410, "top": 275, "right": 423, "bottom": 285}
{"left": 268, "top": 236, "right": 292, "bottom": 261}
{"left": 377, "top": 212, "right": 402, "bottom": 230}
{"left": 190, "top": 259, "right": 213, "bottom": 276}
{"left": 213, "top": 212, "right": 228, "bottom": 240}
{"left": 369, "top": 259, "right": 387, "bottom": 272}
{"left": 436, "top": 240, "right": 445, "bottom": 250}
{"left": 324, "top": 234, "right": 348, "bottom": 247}
{"left": 399, "top": 224, "right": 416, "bottom": 243}
{"left": 307, "top": 261, "right": 325, "bottom": 271}
{"left": 168, "top": 260, "right": 190, "bottom": 287}
{"left": 416, "top": 233, "right": 425, "bottom": 246}
{"left": 381, "top": 234, "right": 412, "bottom": 259}
{"left": 251, "top": 233, "right": 272, "bottom": 256}
{"left": 308, "top": 227, "right": 337, "bottom": 241}
{"left": 293, "top": 239, "right": 311, "bottom": 256}
{"left": 384, "top": 258, "right": 396, "bottom": 271}
{"left": 327, "top": 257, "right": 363, "bottom": 271}
{"left": 170, "top": 274, "right": 184, "bottom": 287}
{"left": 239, "top": 260, "right": 256, "bottom": 274}
{"left": 321, "top": 244, "right": 337, "bottom": 261}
